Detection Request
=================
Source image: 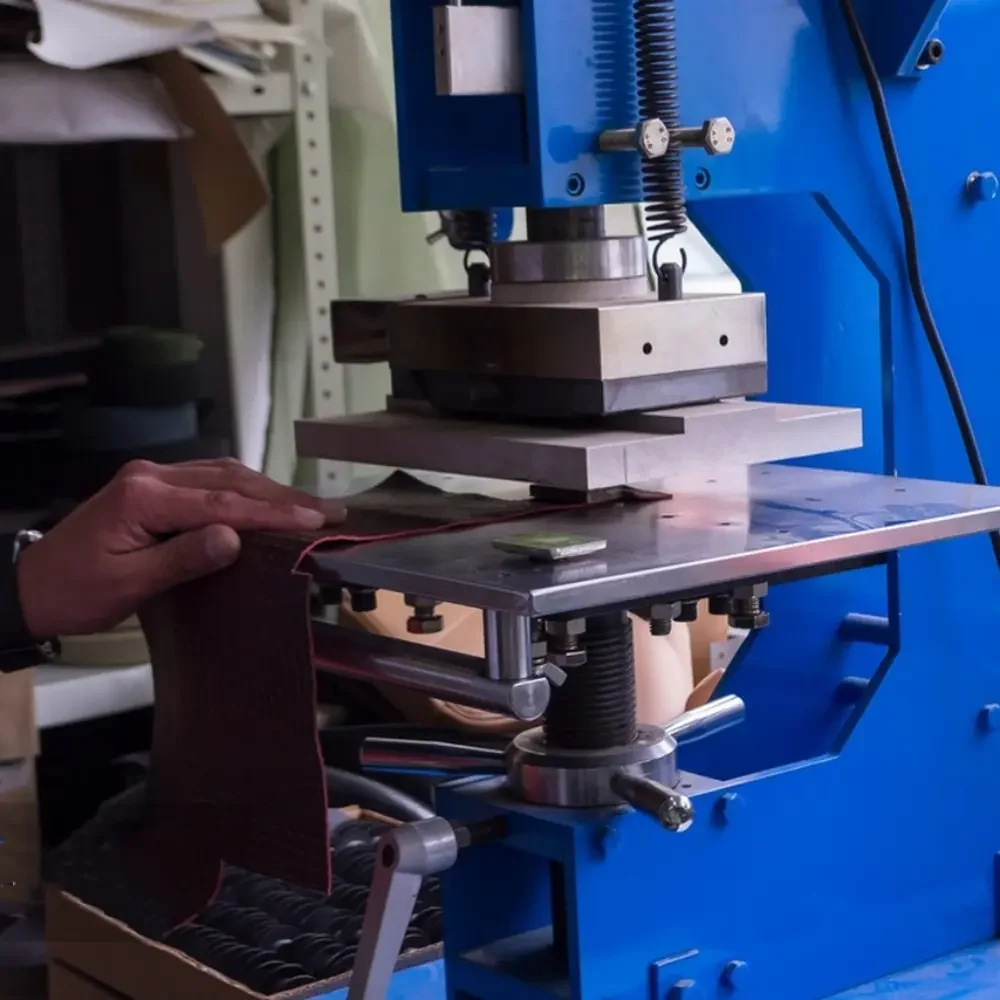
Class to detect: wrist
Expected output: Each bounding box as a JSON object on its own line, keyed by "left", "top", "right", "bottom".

{"left": 14, "top": 538, "right": 48, "bottom": 643}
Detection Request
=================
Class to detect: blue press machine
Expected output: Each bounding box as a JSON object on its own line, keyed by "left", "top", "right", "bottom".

{"left": 312, "top": 1, "right": 1000, "bottom": 997}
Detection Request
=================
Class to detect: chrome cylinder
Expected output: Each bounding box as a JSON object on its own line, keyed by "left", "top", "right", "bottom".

{"left": 484, "top": 610, "right": 535, "bottom": 681}
{"left": 313, "top": 622, "right": 550, "bottom": 722}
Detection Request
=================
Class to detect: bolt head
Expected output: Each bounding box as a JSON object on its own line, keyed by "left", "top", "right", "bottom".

{"left": 668, "top": 979, "right": 704, "bottom": 1000}
{"left": 348, "top": 587, "right": 378, "bottom": 613}
{"left": 722, "top": 960, "right": 750, "bottom": 991}
{"left": 649, "top": 602, "right": 681, "bottom": 622}
{"left": 967, "top": 171, "right": 999, "bottom": 203}
{"left": 677, "top": 601, "right": 699, "bottom": 623}
{"left": 545, "top": 618, "right": 586, "bottom": 638}
{"left": 715, "top": 791, "right": 744, "bottom": 826}
{"left": 733, "top": 582, "right": 768, "bottom": 600}
{"left": 637, "top": 118, "right": 670, "bottom": 159}
{"left": 708, "top": 594, "right": 733, "bottom": 616}
{"left": 979, "top": 704, "right": 1000, "bottom": 732}
{"left": 703, "top": 117, "right": 736, "bottom": 155}
{"left": 659, "top": 792, "right": 695, "bottom": 833}
{"left": 407, "top": 615, "right": 444, "bottom": 635}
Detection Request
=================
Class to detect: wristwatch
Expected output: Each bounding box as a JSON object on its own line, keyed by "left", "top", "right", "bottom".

{"left": 0, "top": 530, "right": 58, "bottom": 672}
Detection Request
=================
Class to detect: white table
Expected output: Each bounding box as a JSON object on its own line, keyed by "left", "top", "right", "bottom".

{"left": 33, "top": 664, "right": 153, "bottom": 730}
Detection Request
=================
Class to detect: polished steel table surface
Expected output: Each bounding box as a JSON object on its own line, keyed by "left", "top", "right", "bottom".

{"left": 312, "top": 465, "right": 1000, "bottom": 615}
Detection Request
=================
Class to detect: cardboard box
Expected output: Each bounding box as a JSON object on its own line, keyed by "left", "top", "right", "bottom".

{"left": 147, "top": 52, "right": 269, "bottom": 250}
{"left": 47, "top": 888, "right": 439, "bottom": 1000}
{"left": 49, "top": 963, "right": 121, "bottom": 1000}
{"left": 0, "top": 670, "right": 40, "bottom": 907}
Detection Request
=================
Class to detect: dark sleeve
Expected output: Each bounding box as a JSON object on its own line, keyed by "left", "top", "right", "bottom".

{"left": 0, "top": 533, "right": 43, "bottom": 670}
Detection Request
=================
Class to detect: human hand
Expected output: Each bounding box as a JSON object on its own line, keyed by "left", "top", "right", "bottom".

{"left": 17, "top": 459, "right": 345, "bottom": 638}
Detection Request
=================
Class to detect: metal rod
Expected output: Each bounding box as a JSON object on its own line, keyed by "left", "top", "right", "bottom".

{"left": 313, "top": 621, "right": 550, "bottom": 721}
{"left": 610, "top": 772, "right": 694, "bottom": 832}
{"left": 662, "top": 694, "right": 745, "bottom": 745}
{"left": 361, "top": 738, "right": 507, "bottom": 777}
{"left": 484, "top": 610, "right": 534, "bottom": 681}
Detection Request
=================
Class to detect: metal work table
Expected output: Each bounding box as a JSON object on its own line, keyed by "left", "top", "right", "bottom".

{"left": 312, "top": 464, "right": 1000, "bottom": 615}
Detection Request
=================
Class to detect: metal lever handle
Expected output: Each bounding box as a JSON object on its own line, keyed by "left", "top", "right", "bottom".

{"left": 611, "top": 772, "right": 694, "bottom": 833}
{"left": 663, "top": 694, "right": 745, "bottom": 746}
{"left": 348, "top": 818, "right": 459, "bottom": 1000}
{"left": 361, "top": 738, "right": 507, "bottom": 778}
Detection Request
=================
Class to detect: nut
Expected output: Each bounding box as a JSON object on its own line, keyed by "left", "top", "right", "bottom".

{"left": 732, "top": 582, "right": 767, "bottom": 601}
{"left": 347, "top": 586, "right": 378, "bottom": 613}
{"left": 404, "top": 593, "right": 435, "bottom": 610}
{"left": 637, "top": 118, "right": 670, "bottom": 159}
{"left": 729, "top": 608, "right": 769, "bottom": 631}
{"left": 703, "top": 117, "right": 735, "bottom": 155}
{"left": 407, "top": 614, "right": 444, "bottom": 635}
{"left": 549, "top": 648, "right": 588, "bottom": 669}
{"left": 545, "top": 618, "right": 586, "bottom": 639}
{"left": 649, "top": 601, "right": 681, "bottom": 622}
{"left": 707, "top": 593, "right": 732, "bottom": 616}
{"left": 677, "top": 601, "right": 699, "bottom": 623}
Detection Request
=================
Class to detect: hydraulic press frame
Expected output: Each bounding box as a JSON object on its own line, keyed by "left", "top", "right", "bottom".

{"left": 314, "top": 0, "right": 1000, "bottom": 997}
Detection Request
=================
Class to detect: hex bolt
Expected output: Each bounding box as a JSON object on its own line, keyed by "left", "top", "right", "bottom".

{"left": 347, "top": 586, "right": 378, "bottom": 614}
{"left": 722, "top": 960, "right": 750, "bottom": 991}
{"left": 672, "top": 117, "right": 736, "bottom": 155}
{"left": 967, "top": 171, "right": 999, "bottom": 203}
{"left": 545, "top": 618, "right": 588, "bottom": 668}
{"left": 729, "top": 596, "right": 770, "bottom": 631}
{"left": 649, "top": 602, "right": 681, "bottom": 636}
{"left": 405, "top": 594, "right": 444, "bottom": 635}
{"left": 979, "top": 704, "right": 1000, "bottom": 732}
{"left": 599, "top": 118, "right": 670, "bottom": 159}
{"left": 729, "top": 583, "right": 769, "bottom": 631}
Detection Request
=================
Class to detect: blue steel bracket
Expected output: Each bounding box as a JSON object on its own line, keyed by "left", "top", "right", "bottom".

{"left": 855, "top": 0, "right": 950, "bottom": 78}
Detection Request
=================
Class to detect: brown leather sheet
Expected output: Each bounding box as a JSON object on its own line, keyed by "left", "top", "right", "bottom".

{"left": 133, "top": 474, "right": 659, "bottom": 924}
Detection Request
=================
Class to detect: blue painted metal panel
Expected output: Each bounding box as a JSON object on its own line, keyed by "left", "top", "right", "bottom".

{"left": 388, "top": 0, "right": 642, "bottom": 211}
{"left": 373, "top": 943, "right": 1000, "bottom": 999}
{"left": 325, "top": 959, "right": 447, "bottom": 999}
{"left": 384, "top": 0, "right": 1000, "bottom": 997}
{"left": 856, "top": 0, "right": 950, "bottom": 78}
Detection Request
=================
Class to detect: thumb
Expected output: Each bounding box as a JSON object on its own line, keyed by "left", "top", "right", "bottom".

{"left": 135, "top": 525, "right": 242, "bottom": 596}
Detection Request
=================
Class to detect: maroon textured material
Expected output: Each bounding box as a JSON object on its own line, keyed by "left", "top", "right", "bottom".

{"left": 133, "top": 474, "right": 665, "bottom": 926}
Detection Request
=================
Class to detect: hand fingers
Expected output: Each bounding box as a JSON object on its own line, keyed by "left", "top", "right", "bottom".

{"left": 120, "top": 460, "right": 346, "bottom": 525}
{"left": 128, "top": 525, "right": 242, "bottom": 597}
{"left": 135, "top": 460, "right": 346, "bottom": 524}
{"left": 136, "top": 483, "right": 329, "bottom": 535}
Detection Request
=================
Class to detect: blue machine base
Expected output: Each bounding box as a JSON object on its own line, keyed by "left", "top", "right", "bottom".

{"left": 323, "top": 943, "right": 1000, "bottom": 999}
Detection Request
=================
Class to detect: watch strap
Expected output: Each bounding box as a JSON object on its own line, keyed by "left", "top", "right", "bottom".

{"left": 0, "top": 531, "right": 54, "bottom": 672}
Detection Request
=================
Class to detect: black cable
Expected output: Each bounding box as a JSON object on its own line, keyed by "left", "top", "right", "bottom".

{"left": 840, "top": 0, "right": 1000, "bottom": 569}
{"left": 324, "top": 767, "right": 434, "bottom": 824}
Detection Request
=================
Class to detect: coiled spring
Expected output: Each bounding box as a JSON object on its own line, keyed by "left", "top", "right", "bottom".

{"left": 634, "top": 0, "right": 687, "bottom": 273}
